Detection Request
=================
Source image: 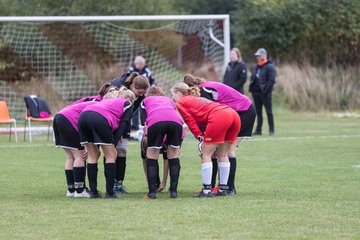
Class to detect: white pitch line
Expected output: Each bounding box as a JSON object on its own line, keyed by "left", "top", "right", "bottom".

{"left": 249, "top": 134, "right": 360, "bottom": 142}
{"left": 1, "top": 134, "right": 360, "bottom": 148}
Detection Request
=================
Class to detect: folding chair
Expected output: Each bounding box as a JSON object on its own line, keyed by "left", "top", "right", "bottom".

{"left": 23, "top": 95, "right": 53, "bottom": 142}
{"left": 0, "top": 100, "right": 18, "bottom": 143}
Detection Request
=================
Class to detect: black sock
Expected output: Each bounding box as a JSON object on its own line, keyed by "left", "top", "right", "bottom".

{"left": 146, "top": 158, "right": 159, "bottom": 194}
{"left": 116, "top": 156, "right": 126, "bottom": 182}
{"left": 104, "top": 163, "right": 116, "bottom": 195}
{"left": 83, "top": 161, "right": 87, "bottom": 189}
{"left": 73, "top": 166, "right": 86, "bottom": 193}
{"left": 168, "top": 158, "right": 181, "bottom": 192}
{"left": 65, "top": 170, "right": 75, "bottom": 193}
{"left": 227, "top": 157, "right": 237, "bottom": 191}
{"left": 211, "top": 158, "right": 218, "bottom": 188}
{"left": 87, "top": 163, "right": 98, "bottom": 194}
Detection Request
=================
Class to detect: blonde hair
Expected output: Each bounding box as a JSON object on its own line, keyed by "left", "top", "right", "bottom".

{"left": 103, "top": 89, "right": 120, "bottom": 99}
{"left": 146, "top": 86, "right": 165, "bottom": 97}
{"left": 183, "top": 74, "right": 204, "bottom": 87}
{"left": 171, "top": 82, "right": 200, "bottom": 97}
{"left": 231, "top": 48, "right": 242, "bottom": 62}
{"left": 118, "top": 86, "right": 136, "bottom": 103}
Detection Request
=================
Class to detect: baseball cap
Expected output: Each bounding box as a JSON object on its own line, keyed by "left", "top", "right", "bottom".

{"left": 254, "top": 48, "right": 267, "bottom": 56}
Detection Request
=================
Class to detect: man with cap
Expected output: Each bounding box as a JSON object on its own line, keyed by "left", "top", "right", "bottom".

{"left": 249, "top": 48, "right": 276, "bottom": 135}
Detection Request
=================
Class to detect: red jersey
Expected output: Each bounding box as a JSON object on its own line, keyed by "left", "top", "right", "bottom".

{"left": 176, "top": 94, "right": 228, "bottom": 138}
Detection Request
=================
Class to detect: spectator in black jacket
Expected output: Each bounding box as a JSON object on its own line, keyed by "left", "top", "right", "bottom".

{"left": 127, "top": 56, "right": 155, "bottom": 130}
{"left": 223, "top": 48, "right": 247, "bottom": 94}
{"left": 249, "top": 48, "right": 276, "bottom": 136}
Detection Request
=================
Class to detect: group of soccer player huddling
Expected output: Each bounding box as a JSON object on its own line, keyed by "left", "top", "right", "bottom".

{"left": 53, "top": 72, "right": 256, "bottom": 199}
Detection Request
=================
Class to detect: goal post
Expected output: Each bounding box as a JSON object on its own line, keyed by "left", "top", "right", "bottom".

{"left": 0, "top": 15, "right": 230, "bottom": 117}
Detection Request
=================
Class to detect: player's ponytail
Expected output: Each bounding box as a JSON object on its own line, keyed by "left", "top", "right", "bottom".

{"left": 188, "top": 87, "right": 200, "bottom": 97}
{"left": 98, "top": 82, "right": 111, "bottom": 97}
{"left": 183, "top": 74, "right": 203, "bottom": 87}
{"left": 125, "top": 72, "right": 139, "bottom": 85}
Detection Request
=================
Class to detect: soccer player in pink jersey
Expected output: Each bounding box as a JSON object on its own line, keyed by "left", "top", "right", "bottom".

{"left": 139, "top": 86, "right": 183, "bottom": 199}
{"left": 78, "top": 88, "right": 135, "bottom": 198}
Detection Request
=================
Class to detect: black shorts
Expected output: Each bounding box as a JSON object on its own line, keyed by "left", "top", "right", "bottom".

{"left": 147, "top": 121, "right": 182, "bottom": 149}
{"left": 78, "top": 111, "right": 114, "bottom": 145}
{"left": 237, "top": 104, "right": 256, "bottom": 138}
{"left": 53, "top": 114, "right": 84, "bottom": 150}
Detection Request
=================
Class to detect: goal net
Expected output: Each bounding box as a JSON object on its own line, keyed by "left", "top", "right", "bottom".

{"left": 0, "top": 16, "right": 229, "bottom": 118}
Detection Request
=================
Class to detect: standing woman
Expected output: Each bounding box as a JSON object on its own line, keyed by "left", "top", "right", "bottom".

{"left": 223, "top": 48, "right": 247, "bottom": 94}
{"left": 184, "top": 74, "right": 256, "bottom": 195}
{"left": 140, "top": 86, "right": 183, "bottom": 199}
{"left": 171, "top": 83, "right": 240, "bottom": 197}
{"left": 110, "top": 72, "right": 150, "bottom": 194}
{"left": 78, "top": 88, "right": 135, "bottom": 198}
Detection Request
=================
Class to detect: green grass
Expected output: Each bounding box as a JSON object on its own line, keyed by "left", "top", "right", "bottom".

{"left": 1, "top": 111, "right": 360, "bottom": 239}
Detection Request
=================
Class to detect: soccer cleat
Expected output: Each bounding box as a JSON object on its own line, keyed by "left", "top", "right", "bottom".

{"left": 89, "top": 191, "right": 102, "bottom": 199}
{"left": 169, "top": 191, "right": 177, "bottom": 199}
{"left": 74, "top": 189, "right": 90, "bottom": 198}
{"left": 144, "top": 193, "right": 156, "bottom": 199}
{"left": 211, "top": 186, "right": 220, "bottom": 194}
{"left": 226, "top": 189, "right": 237, "bottom": 196}
{"left": 105, "top": 192, "right": 119, "bottom": 199}
{"left": 66, "top": 191, "right": 75, "bottom": 197}
{"left": 193, "top": 189, "right": 212, "bottom": 198}
{"left": 113, "top": 182, "right": 129, "bottom": 194}
{"left": 212, "top": 189, "right": 227, "bottom": 197}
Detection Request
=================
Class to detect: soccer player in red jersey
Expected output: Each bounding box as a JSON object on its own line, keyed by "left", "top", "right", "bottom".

{"left": 171, "top": 83, "right": 240, "bottom": 197}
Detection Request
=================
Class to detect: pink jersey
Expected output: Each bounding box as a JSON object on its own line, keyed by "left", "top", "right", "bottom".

{"left": 83, "top": 98, "right": 131, "bottom": 131}
{"left": 141, "top": 96, "right": 183, "bottom": 127}
{"left": 200, "top": 81, "right": 252, "bottom": 111}
{"left": 57, "top": 101, "right": 98, "bottom": 131}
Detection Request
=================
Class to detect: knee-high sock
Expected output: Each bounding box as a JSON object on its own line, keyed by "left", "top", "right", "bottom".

{"left": 65, "top": 170, "right": 74, "bottom": 192}
{"left": 116, "top": 156, "right": 126, "bottom": 182}
{"left": 211, "top": 158, "right": 218, "bottom": 188}
{"left": 104, "top": 163, "right": 116, "bottom": 195}
{"left": 227, "top": 157, "right": 237, "bottom": 191}
{"left": 146, "top": 158, "right": 159, "bottom": 194}
{"left": 87, "top": 163, "right": 98, "bottom": 194}
{"left": 168, "top": 158, "right": 181, "bottom": 192}
{"left": 219, "top": 161, "right": 230, "bottom": 190}
{"left": 73, "top": 166, "right": 86, "bottom": 193}
{"left": 201, "top": 162, "right": 213, "bottom": 188}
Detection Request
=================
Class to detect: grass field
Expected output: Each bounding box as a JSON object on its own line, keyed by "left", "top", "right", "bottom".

{"left": 1, "top": 110, "right": 360, "bottom": 239}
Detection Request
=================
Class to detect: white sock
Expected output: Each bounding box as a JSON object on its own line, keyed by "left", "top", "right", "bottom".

{"left": 201, "top": 162, "right": 213, "bottom": 193}
{"left": 218, "top": 162, "right": 230, "bottom": 188}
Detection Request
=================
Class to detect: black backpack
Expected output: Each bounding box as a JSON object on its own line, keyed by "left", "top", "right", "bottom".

{"left": 24, "top": 95, "right": 52, "bottom": 118}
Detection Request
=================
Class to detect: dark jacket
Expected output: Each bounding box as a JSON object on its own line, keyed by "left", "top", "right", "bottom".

{"left": 110, "top": 72, "right": 144, "bottom": 112}
{"left": 127, "top": 64, "right": 155, "bottom": 86}
{"left": 249, "top": 61, "right": 276, "bottom": 94}
{"left": 223, "top": 61, "right": 247, "bottom": 94}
